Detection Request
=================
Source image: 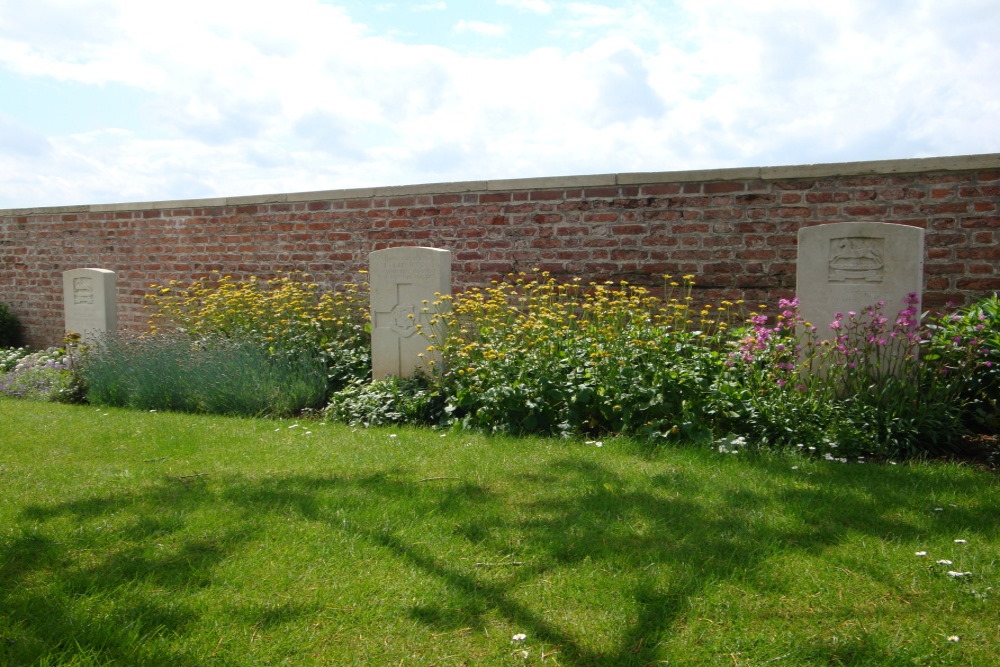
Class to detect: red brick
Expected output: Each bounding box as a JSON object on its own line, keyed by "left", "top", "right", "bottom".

{"left": 926, "top": 234, "right": 967, "bottom": 247}
{"left": 670, "top": 223, "right": 710, "bottom": 234}
{"left": 960, "top": 216, "right": 1000, "bottom": 228}
{"left": 480, "top": 193, "right": 511, "bottom": 204}
{"left": 584, "top": 212, "right": 620, "bottom": 223}
{"left": 926, "top": 262, "right": 965, "bottom": 274}
{"left": 921, "top": 202, "right": 970, "bottom": 214}
{"left": 703, "top": 181, "right": 745, "bottom": 194}
{"left": 956, "top": 247, "right": 1000, "bottom": 260}
{"left": 735, "top": 193, "right": 776, "bottom": 205}
{"left": 957, "top": 278, "right": 1000, "bottom": 290}
{"left": 639, "top": 184, "right": 681, "bottom": 196}
{"left": 842, "top": 205, "right": 889, "bottom": 217}
{"left": 529, "top": 190, "right": 563, "bottom": 201}
{"left": 805, "top": 192, "right": 849, "bottom": 204}
{"left": 771, "top": 207, "right": 812, "bottom": 219}
{"left": 736, "top": 249, "right": 777, "bottom": 260}
{"left": 611, "top": 224, "right": 646, "bottom": 235}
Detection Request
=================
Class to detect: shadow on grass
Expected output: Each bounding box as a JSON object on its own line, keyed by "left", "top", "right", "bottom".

{"left": 1, "top": 453, "right": 996, "bottom": 665}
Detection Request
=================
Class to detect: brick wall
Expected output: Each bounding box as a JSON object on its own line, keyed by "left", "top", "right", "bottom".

{"left": 2, "top": 154, "right": 998, "bottom": 348}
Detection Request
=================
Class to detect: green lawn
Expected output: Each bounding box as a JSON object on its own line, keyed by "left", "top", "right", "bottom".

{"left": 1, "top": 399, "right": 997, "bottom": 665}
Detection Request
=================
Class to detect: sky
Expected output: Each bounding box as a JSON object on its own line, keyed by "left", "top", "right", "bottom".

{"left": 0, "top": 0, "right": 998, "bottom": 209}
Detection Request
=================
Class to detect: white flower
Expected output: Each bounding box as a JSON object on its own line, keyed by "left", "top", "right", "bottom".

{"left": 947, "top": 571, "right": 972, "bottom": 578}
{"left": 915, "top": 551, "right": 927, "bottom": 556}
{"left": 954, "top": 539, "right": 967, "bottom": 544}
{"left": 512, "top": 633, "right": 527, "bottom": 642}
{"left": 791, "top": 466, "right": 799, "bottom": 470}
{"left": 948, "top": 635, "right": 960, "bottom": 642}
{"left": 288, "top": 424, "right": 299, "bottom": 429}
{"left": 934, "top": 508, "right": 944, "bottom": 511}
{"left": 389, "top": 434, "right": 398, "bottom": 439}
{"left": 937, "top": 560, "right": 953, "bottom": 565}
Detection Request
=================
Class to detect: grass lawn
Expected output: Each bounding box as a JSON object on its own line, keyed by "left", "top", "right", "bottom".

{"left": 1, "top": 398, "right": 998, "bottom": 666}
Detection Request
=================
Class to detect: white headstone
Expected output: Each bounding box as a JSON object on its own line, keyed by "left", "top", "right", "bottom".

{"left": 63, "top": 268, "right": 118, "bottom": 344}
{"left": 369, "top": 247, "right": 451, "bottom": 379}
{"left": 796, "top": 222, "right": 924, "bottom": 338}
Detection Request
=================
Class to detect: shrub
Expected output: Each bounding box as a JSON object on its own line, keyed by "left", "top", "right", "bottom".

{"left": 82, "top": 333, "right": 328, "bottom": 417}
{"left": 1, "top": 347, "right": 32, "bottom": 373}
{"left": 0, "top": 347, "right": 82, "bottom": 402}
{"left": 924, "top": 294, "right": 1000, "bottom": 432}
{"left": 719, "top": 295, "right": 989, "bottom": 458}
{"left": 0, "top": 302, "right": 23, "bottom": 348}
{"left": 324, "top": 375, "right": 444, "bottom": 427}
{"left": 146, "top": 272, "right": 371, "bottom": 391}
{"left": 430, "top": 272, "right": 734, "bottom": 438}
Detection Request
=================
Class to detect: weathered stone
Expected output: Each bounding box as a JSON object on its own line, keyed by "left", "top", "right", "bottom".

{"left": 369, "top": 247, "right": 451, "bottom": 379}
{"left": 797, "top": 222, "right": 924, "bottom": 336}
{"left": 63, "top": 268, "right": 117, "bottom": 344}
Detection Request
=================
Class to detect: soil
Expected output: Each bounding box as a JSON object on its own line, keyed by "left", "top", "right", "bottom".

{"left": 950, "top": 432, "right": 1000, "bottom": 472}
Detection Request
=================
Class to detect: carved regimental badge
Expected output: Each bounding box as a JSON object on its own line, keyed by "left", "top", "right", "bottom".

{"left": 828, "top": 237, "right": 885, "bottom": 283}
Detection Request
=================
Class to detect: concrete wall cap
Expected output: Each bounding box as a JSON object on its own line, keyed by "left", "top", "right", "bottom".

{"left": 2, "top": 153, "right": 998, "bottom": 215}
{"left": 487, "top": 174, "right": 617, "bottom": 191}
{"left": 225, "top": 193, "right": 290, "bottom": 206}
{"left": 90, "top": 197, "right": 229, "bottom": 212}
{"left": 617, "top": 166, "right": 761, "bottom": 185}
{"left": 285, "top": 187, "right": 376, "bottom": 202}
{"left": 374, "top": 180, "right": 489, "bottom": 197}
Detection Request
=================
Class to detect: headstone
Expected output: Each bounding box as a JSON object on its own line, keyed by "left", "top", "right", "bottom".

{"left": 796, "top": 221, "right": 924, "bottom": 340}
{"left": 369, "top": 247, "right": 451, "bottom": 379}
{"left": 63, "top": 268, "right": 118, "bottom": 344}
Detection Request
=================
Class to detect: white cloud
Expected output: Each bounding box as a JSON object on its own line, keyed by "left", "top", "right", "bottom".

{"left": 0, "top": 0, "right": 998, "bottom": 208}
{"left": 497, "top": 0, "right": 551, "bottom": 14}
{"left": 453, "top": 20, "right": 508, "bottom": 37}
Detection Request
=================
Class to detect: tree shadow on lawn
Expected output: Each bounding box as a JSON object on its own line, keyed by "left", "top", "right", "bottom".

{"left": 1, "top": 455, "right": 996, "bottom": 665}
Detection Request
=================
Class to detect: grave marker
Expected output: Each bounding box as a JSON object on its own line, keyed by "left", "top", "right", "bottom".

{"left": 63, "top": 268, "right": 118, "bottom": 344}
{"left": 797, "top": 221, "right": 924, "bottom": 338}
{"left": 369, "top": 247, "right": 451, "bottom": 379}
